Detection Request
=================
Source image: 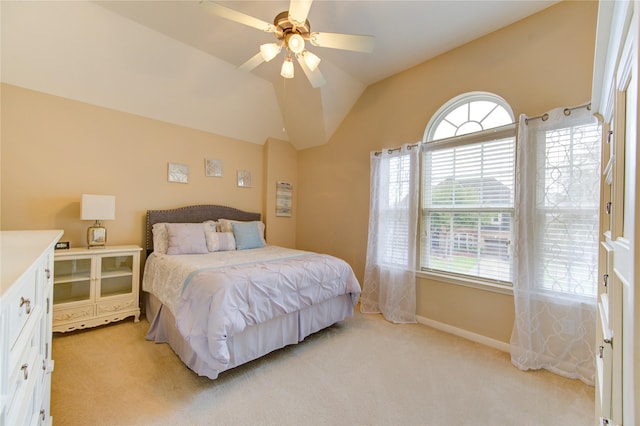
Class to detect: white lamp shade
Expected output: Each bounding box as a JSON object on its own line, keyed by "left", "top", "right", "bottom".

{"left": 280, "top": 57, "right": 294, "bottom": 78}
{"left": 302, "top": 50, "right": 321, "bottom": 71}
{"left": 81, "top": 194, "right": 115, "bottom": 221}
{"left": 259, "top": 43, "right": 281, "bottom": 62}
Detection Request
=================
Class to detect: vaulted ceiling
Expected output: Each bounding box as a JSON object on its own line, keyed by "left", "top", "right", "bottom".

{"left": 1, "top": 1, "right": 557, "bottom": 149}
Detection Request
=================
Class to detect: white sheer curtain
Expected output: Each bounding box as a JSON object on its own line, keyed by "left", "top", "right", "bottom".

{"left": 360, "top": 144, "right": 418, "bottom": 323}
{"left": 510, "top": 106, "right": 600, "bottom": 385}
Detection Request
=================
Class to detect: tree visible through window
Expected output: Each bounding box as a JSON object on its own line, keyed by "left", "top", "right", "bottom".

{"left": 421, "top": 93, "right": 515, "bottom": 284}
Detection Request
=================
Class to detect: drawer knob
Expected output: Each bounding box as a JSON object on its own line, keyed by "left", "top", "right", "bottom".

{"left": 21, "top": 363, "right": 29, "bottom": 380}
{"left": 19, "top": 297, "right": 31, "bottom": 314}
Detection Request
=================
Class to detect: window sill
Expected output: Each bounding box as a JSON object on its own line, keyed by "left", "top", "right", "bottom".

{"left": 416, "top": 270, "right": 514, "bottom": 296}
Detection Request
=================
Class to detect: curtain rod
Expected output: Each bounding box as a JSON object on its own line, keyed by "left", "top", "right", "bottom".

{"left": 374, "top": 142, "right": 420, "bottom": 157}
{"left": 373, "top": 102, "right": 593, "bottom": 156}
{"left": 524, "top": 102, "right": 591, "bottom": 125}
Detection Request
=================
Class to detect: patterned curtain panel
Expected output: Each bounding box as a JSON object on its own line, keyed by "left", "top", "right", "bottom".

{"left": 510, "top": 106, "right": 601, "bottom": 385}
{"left": 361, "top": 144, "right": 419, "bottom": 323}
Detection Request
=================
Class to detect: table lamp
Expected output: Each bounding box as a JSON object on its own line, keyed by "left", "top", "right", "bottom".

{"left": 81, "top": 194, "right": 115, "bottom": 248}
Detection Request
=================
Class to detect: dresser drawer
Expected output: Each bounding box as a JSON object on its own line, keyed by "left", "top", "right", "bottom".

{"left": 6, "top": 342, "right": 44, "bottom": 425}
{"left": 6, "top": 267, "right": 39, "bottom": 350}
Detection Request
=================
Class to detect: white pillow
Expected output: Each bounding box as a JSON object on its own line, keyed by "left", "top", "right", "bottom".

{"left": 165, "top": 223, "right": 208, "bottom": 255}
{"left": 203, "top": 220, "right": 219, "bottom": 251}
{"left": 206, "top": 232, "right": 236, "bottom": 252}
{"left": 152, "top": 223, "right": 169, "bottom": 254}
{"left": 218, "top": 219, "right": 266, "bottom": 244}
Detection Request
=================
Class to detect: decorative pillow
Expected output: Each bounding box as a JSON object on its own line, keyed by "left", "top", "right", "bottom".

{"left": 152, "top": 223, "right": 169, "bottom": 254}
{"left": 203, "top": 220, "right": 219, "bottom": 231}
{"left": 203, "top": 220, "right": 219, "bottom": 251}
{"left": 166, "top": 223, "right": 208, "bottom": 255}
{"left": 219, "top": 219, "right": 266, "bottom": 244}
{"left": 206, "top": 232, "right": 236, "bottom": 252}
{"left": 232, "top": 221, "right": 266, "bottom": 250}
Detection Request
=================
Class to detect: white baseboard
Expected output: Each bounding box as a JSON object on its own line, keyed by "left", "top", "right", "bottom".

{"left": 416, "top": 315, "right": 511, "bottom": 353}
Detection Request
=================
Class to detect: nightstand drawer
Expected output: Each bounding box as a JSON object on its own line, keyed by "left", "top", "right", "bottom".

{"left": 96, "top": 297, "right": 137, "bottom": 316}
{"left": 52, "top": 304, "right": 94, "bottom": 324}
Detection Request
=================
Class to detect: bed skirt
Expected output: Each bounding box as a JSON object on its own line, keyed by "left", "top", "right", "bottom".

{"left": 144, "top": 292, "right": 354, "bottom": 379}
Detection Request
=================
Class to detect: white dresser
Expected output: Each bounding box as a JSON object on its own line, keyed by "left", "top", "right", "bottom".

{"left": 0, "top": 230, "right": 62, "bottom": 426}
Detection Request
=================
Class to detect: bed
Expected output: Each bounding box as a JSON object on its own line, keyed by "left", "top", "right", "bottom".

{"left": 142, "top": 204, "right": 361, "bottom": 379}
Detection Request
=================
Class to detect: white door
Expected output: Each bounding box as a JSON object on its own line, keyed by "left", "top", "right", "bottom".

{"left": 594, "top": 2, "right": 638, "bottom": 425}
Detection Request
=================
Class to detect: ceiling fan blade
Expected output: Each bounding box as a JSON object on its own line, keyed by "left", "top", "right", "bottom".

{"left": 238, "top": 52, "right": 265, "bottom": 72}
{"left": 309, "top": 32, "right": 375, "bottom": 53}
{"left": 288, "top": 0, "right": 313, "bottom": 27}
{"left": 296, "top": 54, "right": 326, "bottom": 88}
{"left": 201, "top": 1, "right": 275, "bottom": 32}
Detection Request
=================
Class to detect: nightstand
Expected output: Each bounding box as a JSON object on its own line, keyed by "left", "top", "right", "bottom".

{"left": 52, "top": 245, "right": 142, "bottom": 333}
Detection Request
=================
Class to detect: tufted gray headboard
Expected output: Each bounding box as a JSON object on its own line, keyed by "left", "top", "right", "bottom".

{"left": 145, "top": 205, "right": 261, "bottom": 254}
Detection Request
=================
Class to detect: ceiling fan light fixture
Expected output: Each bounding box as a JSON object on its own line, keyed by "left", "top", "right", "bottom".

{"left": 301, "top": 50, "right": 321, "bottom": 71}
{"left": 286, "top": 33, "right": 305, "bottom": 54}
{"left": 281, "top": 56, "right": 294, "bottom": 78}
{"left": 260, "top": 43, "right": 281, "bottom": 62}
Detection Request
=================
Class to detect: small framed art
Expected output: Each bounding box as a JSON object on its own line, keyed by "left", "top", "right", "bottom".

{"left": 237, "top": 170, "right": 252, "bottom": 188}
{"left": 205, "top": 159, "right": 223, "bottom": 177}
{"left": 168, "top": 162, "right": 189, "bottom": 183}
{"left": 276, "top": 181, "right": 292, "bottom": 217}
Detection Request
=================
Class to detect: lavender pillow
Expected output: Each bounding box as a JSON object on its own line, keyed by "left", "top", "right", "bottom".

{"left": 166, "top": 223, "right": 208, "bottom": 255}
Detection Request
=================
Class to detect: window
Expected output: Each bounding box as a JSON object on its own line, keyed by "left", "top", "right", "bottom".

{"left": 537, "top": 119, "right": 601, "bottom": 297}
{"left": 380, "top": 154, "right": 412, "bottom": 266}
{"left": 421, "top": 93, "right": 515, "bottom": 284}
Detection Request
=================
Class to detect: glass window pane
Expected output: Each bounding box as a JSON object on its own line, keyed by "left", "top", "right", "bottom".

{"left": 481, "top": 106, "right": 512, "bottom": 129}
{"left": 422, "top": 211, "right": 512, "bottom": 282}
{"left": 421, "top": 136, "right": 515, "bottom": 283}
{"left": 457, "top": 121, "right": 483, "bottom": 135}
{"left": 444, "top": 104, "right": 469, "bottom": 127}
{"left": 469, "top": 101, "right": 497, "bottom": 122}
{"left": 433, "top": 121, "right": 457, "bottom": 140}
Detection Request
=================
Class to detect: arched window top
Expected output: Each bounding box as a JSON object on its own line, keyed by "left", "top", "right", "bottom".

{"left": 424, "top": 92, "right": 514, "bottom": 142}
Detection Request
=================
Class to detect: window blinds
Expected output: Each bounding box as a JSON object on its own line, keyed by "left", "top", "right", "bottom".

{"left": 421, "top": 136, "right": 515, "bottom": 283}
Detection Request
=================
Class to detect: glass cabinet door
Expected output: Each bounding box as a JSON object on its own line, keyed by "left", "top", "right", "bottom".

{"left": 53, "top": 258, "right": 92, "bottom": 304}
{"left": 99, "top": 254, "right": 134, "bottom": 298}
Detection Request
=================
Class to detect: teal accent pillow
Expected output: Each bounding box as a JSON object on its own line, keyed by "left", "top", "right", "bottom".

{"left": 232, "top": 221, "right": 265, "bottom": 250}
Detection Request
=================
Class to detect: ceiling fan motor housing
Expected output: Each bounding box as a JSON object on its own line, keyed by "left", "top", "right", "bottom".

{"left": 274, "top": 10, "right": 311, "bottom": 50}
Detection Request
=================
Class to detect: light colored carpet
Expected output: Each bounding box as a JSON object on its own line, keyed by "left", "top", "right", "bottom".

{"left": 51, "top": 311, "right": 594, "bottom": 426}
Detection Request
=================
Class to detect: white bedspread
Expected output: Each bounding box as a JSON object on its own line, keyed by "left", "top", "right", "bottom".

{"left": 143, "top": 246, "right": 361, "bottom": 370}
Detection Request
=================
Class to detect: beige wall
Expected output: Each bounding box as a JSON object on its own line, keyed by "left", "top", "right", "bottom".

{"left": 297, "top": 1, "right": 598, "bottom": 343}
{"left": 1, "top": 84, "right": 267, "bottom": 249}
{"left": 263, "top": 137, "right": 297, "bottom": 248}
{"left": 1, "top": 1, "right": 598, "bottom": 347}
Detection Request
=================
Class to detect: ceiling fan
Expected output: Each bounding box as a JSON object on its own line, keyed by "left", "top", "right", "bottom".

{"left": 201, "top": 0, "right": 375, "bottom": 88}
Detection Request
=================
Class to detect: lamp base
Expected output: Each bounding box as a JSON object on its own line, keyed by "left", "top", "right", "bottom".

{"left": 87, "top": 223, "right": 107, "bottom": 248}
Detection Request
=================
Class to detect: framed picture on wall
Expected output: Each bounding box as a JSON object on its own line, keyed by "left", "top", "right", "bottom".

{"left": 237, "top": 170, "right": 252, "bottom": 188}
{"left": 276, "top": 181, "right": 292, "bottom": 217}
{"left": 168, "top": 162, "right": 189, "bottom": 183}
{"left": 205, "top": 159, "right": 223, "bottom": 177}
